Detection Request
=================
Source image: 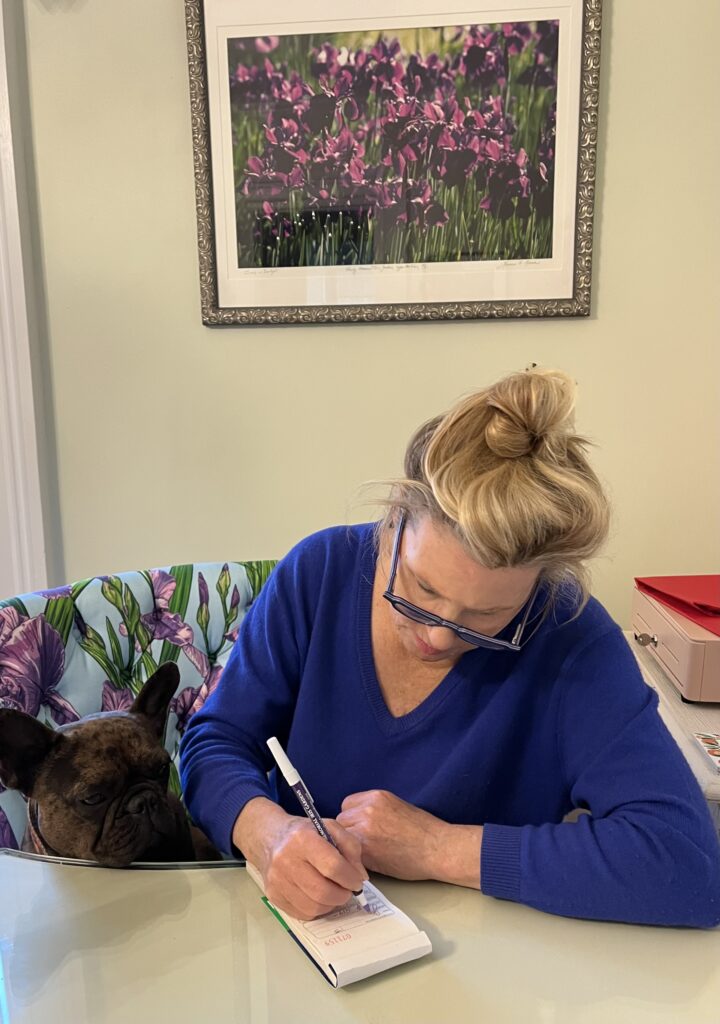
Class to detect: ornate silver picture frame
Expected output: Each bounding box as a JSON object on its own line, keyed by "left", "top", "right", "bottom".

{"left": 186, "top": 0, "right": 601, "bottom": 325}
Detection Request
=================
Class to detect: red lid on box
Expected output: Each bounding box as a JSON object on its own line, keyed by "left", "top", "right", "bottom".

{"left": 634, "top": 575, "right": 720, "bottom": 637}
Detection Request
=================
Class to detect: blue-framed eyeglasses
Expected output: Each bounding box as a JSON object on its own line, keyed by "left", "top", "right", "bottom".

{"left": 382, "top": 512, "right": 542, "bottom": 652}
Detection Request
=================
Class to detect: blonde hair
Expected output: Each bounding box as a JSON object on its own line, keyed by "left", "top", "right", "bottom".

{"left": 381, "top": 368, "right": 610, "bottom": 609}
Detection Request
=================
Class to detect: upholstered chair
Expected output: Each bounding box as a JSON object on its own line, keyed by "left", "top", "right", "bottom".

{"left": 0, "top": 560, "right": 276, "bottom": 850}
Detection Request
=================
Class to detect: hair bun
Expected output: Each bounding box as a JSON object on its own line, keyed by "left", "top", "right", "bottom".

{"left": 485, "top": 369, "right": 576, "bottom": 460}
{"left": 485, "top": 406, "right": 538, "bottom": 458}
{"left": 387, "top": 366, "right": 608, "bottom": 613}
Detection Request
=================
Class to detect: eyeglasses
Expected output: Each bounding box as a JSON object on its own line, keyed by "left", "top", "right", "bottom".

{"left": 382, "top": 512, "right": 542, "bottom": 652}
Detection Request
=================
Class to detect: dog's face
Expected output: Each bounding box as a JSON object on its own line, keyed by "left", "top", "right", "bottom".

{"left": 0, "top": 663, "right": 194, "bottom": 866}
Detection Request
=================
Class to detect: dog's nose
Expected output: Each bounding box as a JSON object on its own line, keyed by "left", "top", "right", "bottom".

{"left": 126, "top": 791, "right": 158, "bottom": 816}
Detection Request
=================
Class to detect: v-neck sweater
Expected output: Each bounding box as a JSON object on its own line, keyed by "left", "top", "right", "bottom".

{"left": 180, "top": 524, "right": 720, "bottom": 927}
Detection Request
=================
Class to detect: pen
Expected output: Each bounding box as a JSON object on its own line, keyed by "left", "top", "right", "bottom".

{"left": 267, "top": 736, "right": 368, "bottom": 907}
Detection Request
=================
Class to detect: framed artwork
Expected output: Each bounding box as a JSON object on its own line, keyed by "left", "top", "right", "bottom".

{"left": 186, "top": 0, "right": 602, "bottom": 325}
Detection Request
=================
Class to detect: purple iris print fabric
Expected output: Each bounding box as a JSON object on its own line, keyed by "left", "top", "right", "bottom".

{"left": 0, "top": 608, "right": 78, "bottom": 724}
{"left": 0, "top": 560, "right": 273, "bottom": 849}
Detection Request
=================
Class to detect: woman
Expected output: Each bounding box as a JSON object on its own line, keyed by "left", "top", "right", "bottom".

{"left": 180, "top": 368, "right": 720, "bottom": 927}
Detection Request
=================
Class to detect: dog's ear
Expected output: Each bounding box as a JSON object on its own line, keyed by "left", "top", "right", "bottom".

{"left": 0, "top": 709, "right": 59, "bottom": 796}
{"left": 131, "top": 662, "right": 180, "bottom": 738}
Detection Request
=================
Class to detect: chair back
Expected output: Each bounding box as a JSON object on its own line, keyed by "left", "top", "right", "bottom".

{"left": 0, "top": 560, "right": 276, "bottom": 849}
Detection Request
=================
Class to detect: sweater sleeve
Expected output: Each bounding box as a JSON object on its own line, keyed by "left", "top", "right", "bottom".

{"left": 481, "top": 629, "right": 720, "bottom": 927}
{"left": 179, "top": 541, "right": 315, "bottom": 855}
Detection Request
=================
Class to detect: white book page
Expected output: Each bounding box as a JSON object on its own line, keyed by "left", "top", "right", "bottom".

{"left": 245, "top": 863, "right": 431, "bottom": 983}
{"left": 285, "top": 882, "right": 422, "bottom": 962}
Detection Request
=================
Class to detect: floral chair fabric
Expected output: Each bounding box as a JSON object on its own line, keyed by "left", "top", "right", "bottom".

{"left": 0, "top": 560, "right": 276, "bottom": 850}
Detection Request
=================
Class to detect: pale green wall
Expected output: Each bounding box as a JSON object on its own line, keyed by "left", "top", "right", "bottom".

{"left": 16, "top": 0, "right": 720, "bottom": 624}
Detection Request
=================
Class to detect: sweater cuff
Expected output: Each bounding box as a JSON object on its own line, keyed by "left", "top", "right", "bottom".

{"left": 215, "top": 782, "right": 271, "bottom": 858}
{"left": 481, "top": 823, "right": 523, "bottom": 902}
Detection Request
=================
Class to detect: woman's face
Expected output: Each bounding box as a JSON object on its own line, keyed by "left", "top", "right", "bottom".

{"left": 383, "top": 516, "right": 540, "bottom": 668}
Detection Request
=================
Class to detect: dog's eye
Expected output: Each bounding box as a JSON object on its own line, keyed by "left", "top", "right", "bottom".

{"left": 80, "top": 793, "right": 105, "bottom": 806}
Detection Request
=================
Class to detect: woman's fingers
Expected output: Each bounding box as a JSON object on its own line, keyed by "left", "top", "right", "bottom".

{"left": 264, "top": 819, "right": 367, "bottom": 919}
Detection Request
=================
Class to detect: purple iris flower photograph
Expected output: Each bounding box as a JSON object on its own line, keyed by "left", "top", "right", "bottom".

{"left": 228, "top": 22, "right": 557, "bottom": 269}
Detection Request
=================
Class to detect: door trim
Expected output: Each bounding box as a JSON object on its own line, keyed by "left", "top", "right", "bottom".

{"left": 0, "top": 1, "right": 47, "bottom": 597}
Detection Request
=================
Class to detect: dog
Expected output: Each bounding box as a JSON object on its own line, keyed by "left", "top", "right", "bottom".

{"left": 0, "top": 662, "right": 218, "bottom": 866}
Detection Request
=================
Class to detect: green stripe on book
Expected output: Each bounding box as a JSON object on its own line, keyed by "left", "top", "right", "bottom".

{"left": 262, "top": 897, "right": 290, "bottom": 932}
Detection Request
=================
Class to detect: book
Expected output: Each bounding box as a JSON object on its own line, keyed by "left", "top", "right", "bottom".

{"left": 245, "top": 861, "right": 432, "bottom": 987}
{"left": 692, "top": 733, "right": 720, "bottom": 774}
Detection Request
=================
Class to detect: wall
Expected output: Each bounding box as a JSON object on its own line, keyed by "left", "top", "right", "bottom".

{"left": 12, "top": 0, "right": 720, "bottom": 625}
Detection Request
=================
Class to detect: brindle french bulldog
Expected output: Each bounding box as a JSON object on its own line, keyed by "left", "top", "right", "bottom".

{"left": 0, "top": 662, "right": 217, "bottom": 866}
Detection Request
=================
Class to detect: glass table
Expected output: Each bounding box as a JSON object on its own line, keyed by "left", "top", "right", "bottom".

{"left": 1, "top": 850, "right": 719, "bottom": 1023}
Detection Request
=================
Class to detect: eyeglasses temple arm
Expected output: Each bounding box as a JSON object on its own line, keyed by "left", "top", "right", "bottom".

{"left": 511, "top": 581, "right": 541, "bottom": 645}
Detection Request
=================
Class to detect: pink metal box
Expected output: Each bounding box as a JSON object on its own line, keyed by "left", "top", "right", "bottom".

{"left": 632, "top": 588, "right": 720, "bottom": 703}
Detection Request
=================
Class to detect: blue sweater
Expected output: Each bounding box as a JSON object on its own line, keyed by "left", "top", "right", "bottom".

{"left": 180, "top": 524, "right": 720, "bottom": 927}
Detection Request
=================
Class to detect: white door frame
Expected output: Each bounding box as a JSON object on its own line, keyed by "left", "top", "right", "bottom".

{"left": 0, "top": 1, "right": 47, "bottom": 597}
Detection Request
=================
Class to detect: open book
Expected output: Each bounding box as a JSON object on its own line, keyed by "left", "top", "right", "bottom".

{"left": 245, "top": 861, "right": 432, "bottom": 987}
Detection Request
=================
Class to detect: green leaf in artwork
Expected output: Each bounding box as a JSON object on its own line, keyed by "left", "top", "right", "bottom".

{"left": 106, "top": 617, "right": 125, "bottom": 669}
{"left": 70, "top": 577, "right": 92, "bottom": 602}
{"left": 168, "top": 565, "right": 193, "bottom": 616}
{"left": 123, "top": 584, "right": 141, "bottom": 635}
{"left": 216, "top": 563, "right": 231, "bottom": 602}
{"left": 158, "top": 565, "right": 193, "bottom": 666}
{"left": 139, "top": 650, "right": 158, "bottom": 681}
{"left": 101, "top": 577, "right": 124, "bottom": 612}
{"left": 79, "top": 636, "right": 121, "bottom": 688}
{"left": 43, "top": 596, "right": 75, "bottom": 646}
{"left": 168, "top": 762, "right": 183, "bottom": 801}
{"left": 130, "top": 651, "right": 158, "bottom": 696}
{"left": 242, "top": 561, "right": 277, "bottom": 601}
{"left": 0, "top": 596, "right": 29, "bottom": 617}
{"left": 136, "top": 620, "right": 151, "bottom": 651}
{"left": 82, "top": 623, "right": 105, "bottom": 648}
{"left": 197, "top": 602, "right": 210, "bottom": 634}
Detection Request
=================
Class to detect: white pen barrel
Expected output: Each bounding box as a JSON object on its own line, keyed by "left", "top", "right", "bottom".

{"left": 267, "top": 736, "right": 301, "bottom": 786}
{"left": 266, "top": 735, "right": 367, "bottom": 906}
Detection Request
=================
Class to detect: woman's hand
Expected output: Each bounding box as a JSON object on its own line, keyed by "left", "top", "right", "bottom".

{"left": 337, "top": 790, "right": 483, "bottom": 888}
{"left": 233, "top": 797, "right": 367, "bottom": 920}
{"left": 336, "top": 789, "right": 445, "bottom": 880}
